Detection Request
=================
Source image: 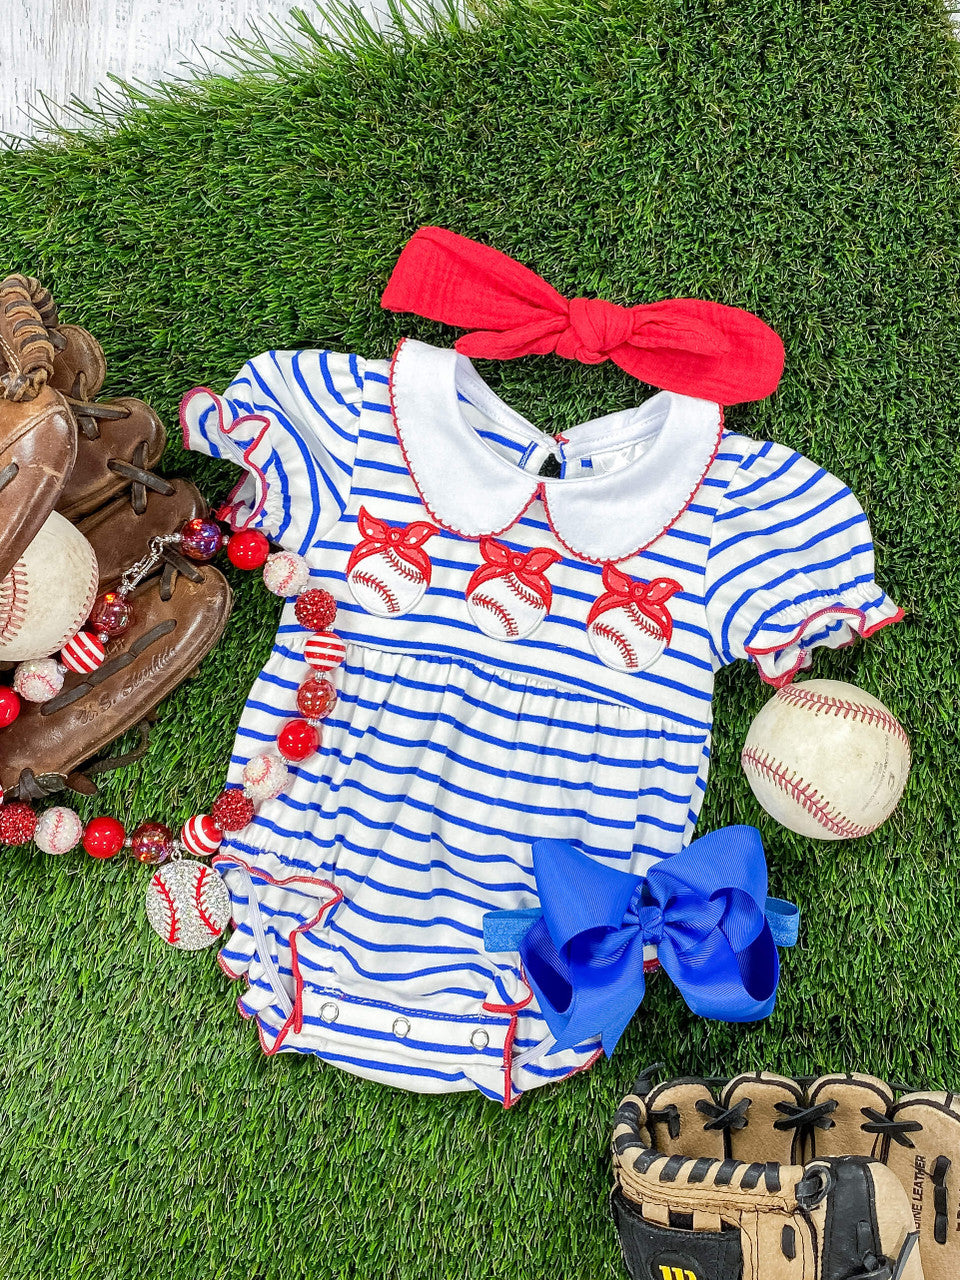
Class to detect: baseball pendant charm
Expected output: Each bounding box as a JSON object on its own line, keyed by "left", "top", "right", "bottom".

{"left": 586, "top": 567, "right": 682, "bottom": 673}
{"left": 345, "top": 508, "right": 438, "bottom": 618}
{"left": 145, "top": 859, "right": 231, "bottom": 950}
{"left": 741, "top": 678, "right": 911, "bottom": 840}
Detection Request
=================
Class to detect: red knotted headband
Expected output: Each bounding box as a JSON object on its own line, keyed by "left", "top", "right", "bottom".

{"left": 381, "top": 227, "right": 784, "bottom": 405}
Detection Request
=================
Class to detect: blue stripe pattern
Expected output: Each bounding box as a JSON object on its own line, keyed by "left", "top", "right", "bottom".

{"left": 181, "top": 346, "right": 898, "bottom": 1102}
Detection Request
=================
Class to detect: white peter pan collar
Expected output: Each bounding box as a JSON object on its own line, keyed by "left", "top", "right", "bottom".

{"left": 389, "top": 338, "right": 723, "bottom": 564}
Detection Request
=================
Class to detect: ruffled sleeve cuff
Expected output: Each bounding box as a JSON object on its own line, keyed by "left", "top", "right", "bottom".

{"left": 743, "top": 583, "right": 904, "bottom": 688}
{"left": 180, "top": 385, "right": 278, "bottom": 533}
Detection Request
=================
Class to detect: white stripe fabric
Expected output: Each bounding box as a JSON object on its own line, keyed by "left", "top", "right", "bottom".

{"left": 181, "top": 343, "right": 899, "bottom": 1104}
{"left": 704, "top": 439, "right": 902, "bottom": 685}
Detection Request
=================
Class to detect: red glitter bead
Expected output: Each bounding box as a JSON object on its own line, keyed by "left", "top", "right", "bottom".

{"left": 130, "top": 821, "right": 174, "bottom": 865}
{"left": 0, "top": 687, "right": 20, "bottom": 729}
{"left": 227, "top": 529, "right": 270, "bottom": 570}
{"left": 296, "top": 675, "right": 338, "bottom": 722}
{"left": 0, "top": 801, "right": 37, "bottom": 845}
{"left": 277, "top": 719, "right": 320, "bottom": 762}
{"left": 82, "top": 815, "right": 126, "bottom": 859}
{"left": 294, "top": 589, "right": 337, "bottom": 632}
{"left": 211, "top": 789, "right": 255, "bottom": 832}
{"left": 180, "top": 517, "right": 224, "bottom": 562}
{"left": 89, "top": 591, "right": 134, "bottom": 639}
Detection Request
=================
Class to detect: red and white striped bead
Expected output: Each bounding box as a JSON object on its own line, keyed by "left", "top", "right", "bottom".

{"left": 180, "top": 814, "right": 223, "bottom": 858}
{"left": 304, "top": 631, "right": 346, "bottom": 672}
{"left": 61, "top": 630, "right": 106, "bottom": 674}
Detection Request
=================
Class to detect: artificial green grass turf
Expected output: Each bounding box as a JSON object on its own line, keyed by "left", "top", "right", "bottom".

{"left": 1, "top": 0, "right": 960, "bottom": 1273}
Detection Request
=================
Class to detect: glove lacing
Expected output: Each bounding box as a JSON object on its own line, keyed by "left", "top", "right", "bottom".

{"left": 696, "top": 1097, "right": 752, "bottom": 1133}
{"left": 859, "top": 1107, "right": 924, "bottom": 1149}
{"left": 773, "top": 1099, "right": 838, "bottom": 1132}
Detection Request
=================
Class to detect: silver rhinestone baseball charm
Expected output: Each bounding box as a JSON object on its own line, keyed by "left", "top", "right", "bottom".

{"left": 145, "top": 859, "right": 231, "bottom": 950}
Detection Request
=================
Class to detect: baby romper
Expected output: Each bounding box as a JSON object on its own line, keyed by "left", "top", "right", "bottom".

{"left": 181, "top": 337, "right": 901, "bottom": 1104}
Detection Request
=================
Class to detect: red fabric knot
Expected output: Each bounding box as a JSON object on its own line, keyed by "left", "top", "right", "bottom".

{"left": 381, "top": 226, "right": 785, "bottom": 404}
{"left": 586, "top": 565, "right": 683, "bottom": 643}
{"left": 345, "top": 506, "right": 440, "bottom": 581}
{"left": 562, "top": 298, "right": 635, "bottom": 364}
{"left": 466, "top": 538, "right": 562, "bottom": 610}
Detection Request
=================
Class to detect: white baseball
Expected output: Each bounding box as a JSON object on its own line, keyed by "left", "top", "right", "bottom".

{"left": 0, "top": 511, "right": 99, "bottom": 661}
{"left": 34, "top": 805, "right": 84, "bottom": 854}
{"left": 587, "top": 603, "right": 667, "bottom": 673}
{"left": 145, "top": 860, "right": 231, "bottom": 950}
{"left": 348, "top": 547, "right": 426, "bottom": 617}
{"left": 242, "top": 752, "right": 290, "bottom": 804}
{"left": 263, "top": 551, "right": 310, "bottom": 597}
{"left": 13, "top": 657, "right": 64, "bottom": 703}
{"left": 466, "top": 574, "right": 546, "bottom": 640}
{"left": 741, "top": 679, "right": 911, "bottom": 840}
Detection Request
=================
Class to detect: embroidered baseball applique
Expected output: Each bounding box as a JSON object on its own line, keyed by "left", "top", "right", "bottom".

{"left": 346, "top": 507, "right": 440, "bottom": 617}
{"left": 586, "top": 565, "right": 682, "bottom": 673}
{"left": 465, "top": 539, "right": 561, "bottom": 641}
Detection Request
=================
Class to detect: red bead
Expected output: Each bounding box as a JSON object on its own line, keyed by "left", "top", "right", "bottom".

{"left": 130, "top": 821, "right": 174, "bottom": 865}
{"left": 180, "top": 517, "right": 224, "bottom": 562}
{"left": 227, "top": 529, "right": 270, "bottom": 570}
{"left": 89, "top": 591, "right": 134, "bottom": 639}
{"left": 277, "top": 719, "right": 320, "bottom": 762}
{"left": 211, "top": 789, "right": 255, "bottom": 832}
{"left": 83, "top": 815, "right": 126, "bottom": 859}
{"left": 61, "top": 631, "right": 106, "bottom": 675}
{"left": 181, "top": 814, "right": 223, "bottom": 857}
{"left": 296, "top": 675, "right": 337, "bottom": 722}
{"left": 0, "top": 801, "right": 36, "bottom": 845}
{"left": 0, "top": 687, "right": 20, "bottom": 728}
{"left": 294, "top": 589, "right": 337, "bottom": 632}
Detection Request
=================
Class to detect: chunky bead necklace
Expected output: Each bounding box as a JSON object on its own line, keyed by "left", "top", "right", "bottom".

{"left": 0, "top": 515, "right": 342, "bottom": 951}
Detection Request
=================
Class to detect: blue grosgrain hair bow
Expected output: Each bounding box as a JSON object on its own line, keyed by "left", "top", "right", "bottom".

{"left": 483, "top": 826, "right": 797, "bottom": 1056}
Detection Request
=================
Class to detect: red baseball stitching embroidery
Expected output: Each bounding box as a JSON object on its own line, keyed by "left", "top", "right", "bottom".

{"left": 740, "top": 746, "right": 874, "bottom": 838}
{"left": 470, "top": 594, "right": 519, "bottom": 637}
{"left": 591, "top": 620, "right": 637, "bottom": 668}
{"left": 776, "top": 685, "right": 909, "bottom": 748}
{"left": 350, "top": 569, "right": 401, "bottom": 613}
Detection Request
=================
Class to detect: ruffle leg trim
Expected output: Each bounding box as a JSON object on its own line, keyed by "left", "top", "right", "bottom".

{"left": 213, "top": 853, "right": 341, "bottom": 1056}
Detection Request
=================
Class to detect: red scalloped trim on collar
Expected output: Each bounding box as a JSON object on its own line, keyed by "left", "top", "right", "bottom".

{"left": 389, "top": 338, "right": 541, "bottom": 541}
{"left": 389, "top": 339, "right": 725, "bottom": 564}
{"left": 540, "top": 406, "right": 724, "bottom": 565}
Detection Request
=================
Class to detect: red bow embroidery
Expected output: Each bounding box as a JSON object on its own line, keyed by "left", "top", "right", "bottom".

{"left": 466, "top": 539, "right": 562, "bottom": 610}
{"left": 346, "top": 508, "right": 440, "bottom": 582}
{"left": 586, "top": 565, "right": 682, "bottom": 643}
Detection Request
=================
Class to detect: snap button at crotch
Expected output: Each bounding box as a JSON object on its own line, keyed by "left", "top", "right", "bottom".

{"left": 470, "top": 1028, "right": 490, "bottom": 1050}
{"left": 319, "top": 1001, "right": 340, "bottom": 1023}
{"left": 392, "top": 1017, "right": 411, "bottom": 1038}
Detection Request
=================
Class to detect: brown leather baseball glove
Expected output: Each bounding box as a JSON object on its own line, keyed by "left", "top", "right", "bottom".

{"left": 0, "top": 274, "right": 232, "bottom": 800}
{"left": 612, "top": 1068, "right": 959, "bottom": 1280}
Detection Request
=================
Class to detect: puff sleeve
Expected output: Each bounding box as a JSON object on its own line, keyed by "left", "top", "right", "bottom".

{"left": 180, "top": 349, "right": 364, "bottom": 554}
{"left": 704, "top": 436, "right": 902, "bottom": 686}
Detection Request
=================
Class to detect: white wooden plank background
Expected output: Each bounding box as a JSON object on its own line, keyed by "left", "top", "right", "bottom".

{"left": 2, "top": 3, "right": 957, "bottom": 143}
{"left": 0, "top": 0, "right": 399, "bottom": 141}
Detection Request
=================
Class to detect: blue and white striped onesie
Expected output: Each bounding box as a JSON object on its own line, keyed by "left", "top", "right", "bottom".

{"left": 180, "top": 337, "right": 900, "bottom": 1104}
